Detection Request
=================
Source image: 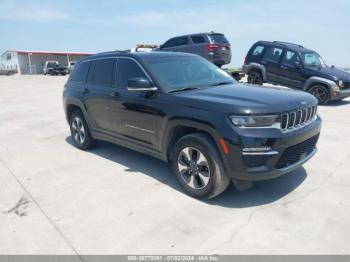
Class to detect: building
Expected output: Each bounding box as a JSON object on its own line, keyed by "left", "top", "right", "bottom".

{"left": 0, "top": 50, "right": 93, "bottom": 75}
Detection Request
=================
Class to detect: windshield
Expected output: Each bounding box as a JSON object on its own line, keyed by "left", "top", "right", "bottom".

{"left": 143, "top": 56, "right": 235, "bottom": 92}
{"left": 302, "top": 52, "right": 325, "bottom": 67}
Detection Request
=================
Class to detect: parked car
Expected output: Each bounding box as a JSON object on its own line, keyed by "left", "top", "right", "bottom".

{"left": 159, "top": 32, "right": 231, "bottom": 67}
{"left": 43, "top": 61, "right": 68, "bottom": 75}
{"left": 63, "top": 51, "right": 321, "bottom": 199}
{"left": 243, "top": 41, "right": 350, "bottom": 104}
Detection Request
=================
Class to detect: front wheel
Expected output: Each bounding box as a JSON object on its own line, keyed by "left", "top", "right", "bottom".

{"left": 247, "top": 70, "right": 263, "bottom": 85}
{"left": 308, "top": 85, "right": 330, "bottom": 105}
{"left": 171, "top": 133, "right": 230, "bottom": 199}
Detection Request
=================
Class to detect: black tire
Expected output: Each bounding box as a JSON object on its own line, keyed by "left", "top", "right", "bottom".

{"left": 170, "top": 133, "right": 230, "bottom": 199}
{"left": 69, "top": 109, "right": 96, "bottom": 150}
{"left": 307, "top": 84, "right": 330, "bottom": 105}
{"left": 247, "top": 70, "right": 263, "bottom": 85}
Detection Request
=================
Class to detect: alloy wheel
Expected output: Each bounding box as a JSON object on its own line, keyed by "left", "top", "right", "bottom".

{"left": 248, "top": 72, "right": 262, "bottom": 85}
{"left": 310, "top": 86, "right": 328, "bottom": 104}
{"left": 71, "top": 117, "right": 85, "bottom": 145}
{"left": 177, "top": 147, "right": 211, "bottom": 189}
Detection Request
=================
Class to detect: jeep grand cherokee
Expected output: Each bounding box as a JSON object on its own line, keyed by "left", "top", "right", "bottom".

{"left": 63, "top": 51, "right": 321, "bottom": 199}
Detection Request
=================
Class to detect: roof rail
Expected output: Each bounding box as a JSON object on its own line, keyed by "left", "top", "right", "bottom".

{"left": 273, "top": 41, "right": 303, "bottom": 48}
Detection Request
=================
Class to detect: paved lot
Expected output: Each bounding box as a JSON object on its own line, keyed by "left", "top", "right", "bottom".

{"left": 0, "top": 75, "right": 350, "bottom": 255}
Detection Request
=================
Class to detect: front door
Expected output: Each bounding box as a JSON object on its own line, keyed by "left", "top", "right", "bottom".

{"left": 109, "top": 58, "right": 158, "bottom": 148}
{"left": 278, "top": 50, "right": 305, "bottom": 88}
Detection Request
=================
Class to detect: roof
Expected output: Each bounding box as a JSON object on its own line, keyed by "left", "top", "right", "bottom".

{"left": 256, "top": 41, "right": 314, "bottom": 53}
{"left": 80, "top": 51, "right": 196, "bottom": 62}
{"left": 6, "top": 50, "right": 93, "bottom": 56}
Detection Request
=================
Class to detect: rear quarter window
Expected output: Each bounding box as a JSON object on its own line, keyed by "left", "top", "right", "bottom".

{"left": 251, "top": 45, "right": 265, "bottom": 56}
{"left": 70, "top": 61, "right": 90, "bottom": 83}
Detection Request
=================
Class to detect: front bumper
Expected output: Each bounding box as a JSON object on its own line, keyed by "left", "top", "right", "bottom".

{"left": 331, "top": 88, "right": 350, "bottom": 100}
{"left": 221, "top": 116, "right": 322, "bottom": 181}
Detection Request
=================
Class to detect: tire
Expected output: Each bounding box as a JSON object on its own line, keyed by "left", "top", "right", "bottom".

{"left": 307, "top": 84, "right": 330, "bottom": 105}
{"left": 170, "top": 133, "right": 230, "bottom": 199}
{"left": 69, "top": 109, "right": 96, "bottom": 150}
{"left": 247, "top": 70, "right": 263, "bottom": 85}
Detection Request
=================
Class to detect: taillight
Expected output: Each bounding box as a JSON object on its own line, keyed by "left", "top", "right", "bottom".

{"left": 244, "top": 56, "right": 248, "bottom": 65}
{"left": 206, "top": 44, "right": 220, "bottom": 51}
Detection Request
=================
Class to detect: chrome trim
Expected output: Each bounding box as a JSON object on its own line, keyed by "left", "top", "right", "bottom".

{"left": 125, "top": 124, "right": 155, "bottom": 134}
{"left": 127, "top": 86, "right": 158, "bottom": 92}
{"left": 242, "top": 150, "right": 279, "bottom": 156}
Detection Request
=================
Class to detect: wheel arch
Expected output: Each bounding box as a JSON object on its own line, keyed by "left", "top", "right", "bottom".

{"left": 245, "top": 63, "right": 267, "bottom": 81}
{"left": 303, "top": 76, "right": 338, "bottom": 93}
{"left": 163, "top": 119, "right": 223, "bottom": 162}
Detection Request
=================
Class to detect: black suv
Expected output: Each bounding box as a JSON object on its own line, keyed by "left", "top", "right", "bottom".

{"left": 243, "top": 41, "right": 350, "bottom": 104}
{"left": 159, "top": 32, "right": 231, "bottom": 67}
{"left": 63, "top": 51, "right": 321, "bottom": 199}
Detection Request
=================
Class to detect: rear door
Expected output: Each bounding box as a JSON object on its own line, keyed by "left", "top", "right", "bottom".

{"left": 83, "top": 58, "right": 115, "bottom": 133}
{"left": 190, "top": 34, "right": 210, "bottom": 59}
{"left": 278, "top": 50, "right": 305, "bottom": 88}
{"left": 261, "top": 46, "right": 283, "bottom": 83}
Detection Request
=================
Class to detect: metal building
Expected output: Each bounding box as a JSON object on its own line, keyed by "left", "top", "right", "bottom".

{"left": 0, "top": 50, "right": 92, "bottom": 75}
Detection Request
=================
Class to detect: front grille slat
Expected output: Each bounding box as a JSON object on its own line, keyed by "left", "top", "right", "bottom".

{"left": 280, "top": 105, "right": 317, "bottom": 132}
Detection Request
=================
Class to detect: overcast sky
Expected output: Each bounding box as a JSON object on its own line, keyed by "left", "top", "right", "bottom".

{"left": 0, "top": 0, "right": 349, "bottom": 67}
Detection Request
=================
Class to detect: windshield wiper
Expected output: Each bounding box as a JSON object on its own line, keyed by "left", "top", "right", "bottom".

{"left": 168, "top": 87, "right": 198, "bottom": 93}
{"left": 210, "top": 81, "right": 233, "bottom": 87}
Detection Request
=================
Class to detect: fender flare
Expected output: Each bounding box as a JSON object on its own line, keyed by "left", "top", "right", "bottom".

{"left": 64, "top": 98, "right": 94, "bottom": 130}
{"left": 161, "top": 118, "right": 222, "bottom": 160}
{"left": 303, "top": 76, "right": 339, "bottom": 93}
{"left": 243, "top": 63, "right": 267, "bottom": 81}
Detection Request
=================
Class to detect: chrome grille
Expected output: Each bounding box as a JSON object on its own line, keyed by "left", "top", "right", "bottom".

{"left": 280, "top": 105, "right": 317, "bottom": 131}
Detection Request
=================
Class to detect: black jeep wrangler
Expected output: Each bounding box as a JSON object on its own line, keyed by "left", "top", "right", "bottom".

{"left": 63, "top": 51, "right": 321, "bottom": 199}
{"left": 243, "top": 41, "right": 350, "bottom": 104}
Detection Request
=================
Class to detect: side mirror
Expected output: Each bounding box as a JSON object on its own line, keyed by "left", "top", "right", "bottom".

{"left": 294, "top": 61, "right": 302, "bottom": 69}
{"left": 127, "top": 77, "right": 157, "bottom": 92}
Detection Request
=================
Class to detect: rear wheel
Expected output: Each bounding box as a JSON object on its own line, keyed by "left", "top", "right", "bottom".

{"left": 171, "top": 133, "right": 230, "bottom": 199}
{"left": 247, "top": 70, "right": 263, "bottom": 85}
{"left": 69, "top": 110, "right": 96, "bottom": 150}
{"left": 308, "top": 84, "right": 330, "bottom": 105}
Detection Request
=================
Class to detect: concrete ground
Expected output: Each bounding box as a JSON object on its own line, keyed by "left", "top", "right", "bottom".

{"left": 0, "top": 75, "right": 350, "bottom": 255}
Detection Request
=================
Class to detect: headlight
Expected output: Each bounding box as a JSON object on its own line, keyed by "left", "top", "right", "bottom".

{"left": 230, "top": 115, "right": 279, "bottom": 128}
{"left": 339, "top": 80, "right": 344, "bottom": 88}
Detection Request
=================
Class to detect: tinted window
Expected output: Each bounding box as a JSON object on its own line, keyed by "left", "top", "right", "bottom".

{"left": 143, "top": 56, "right": 235, "bottom": 92}
{"left": 175, "top": 37, "right": 189, "bottom": 46}
{"left": 263, "top": 47, "right": 283, "bottom": 62}
{"left": 209, "top": 34, "right": 229, "bottom": 44}
{"left": 71, "top": 61, "right": 90, "bottom": 83}
{"left": 281, "top": 50, "right": 301, "bottom": 65}
{"left": 251, "top": 45, "right": 265, "bottom": 56}
{"left": 88, "top": 59, "right": 115, "bottom": 86}
{"left": 117, "top": 58, "right": 148, "bottom": 88}
{"left": 162, "top": 38, "right": 177, "bottom": 48}
{"left": 191, "top": 35, "right": 206, "bottom": 44}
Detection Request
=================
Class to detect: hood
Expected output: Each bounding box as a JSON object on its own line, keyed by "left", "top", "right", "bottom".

{"left": 306, "top": 65, "right": 350, "bottom": 82}
{"left": 172, "top": 83, "right": 317, "bottom": 115}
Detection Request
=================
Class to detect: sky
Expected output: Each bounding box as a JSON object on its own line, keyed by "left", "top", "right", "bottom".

{"left": 0, "top": 0, "right": 349, "bottom": 67}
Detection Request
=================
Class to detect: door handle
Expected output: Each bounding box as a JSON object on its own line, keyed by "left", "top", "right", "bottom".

{"left": 110, "top": 91, "right": 120, "bottom": 97}
{"left": 81, "top": 87, "right": 89, "bottom": 94}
